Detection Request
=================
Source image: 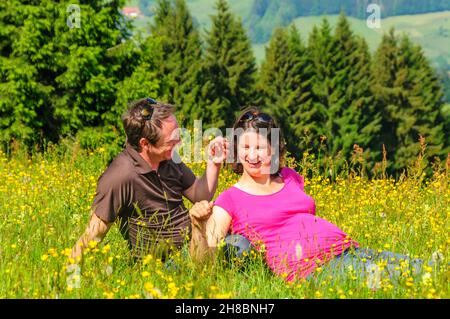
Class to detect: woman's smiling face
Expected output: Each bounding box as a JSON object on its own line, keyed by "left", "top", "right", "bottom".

{"left": 237, "top": 130, "right": 274, "bottom": 177}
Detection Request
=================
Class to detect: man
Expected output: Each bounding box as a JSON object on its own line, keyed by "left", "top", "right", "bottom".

{"left": 70, "top": 98, "right": 228, "bottom": 262}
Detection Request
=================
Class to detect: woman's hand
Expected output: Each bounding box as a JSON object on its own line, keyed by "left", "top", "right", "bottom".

{"left": 207, "top": 136, "right": 230, "bottom": 165}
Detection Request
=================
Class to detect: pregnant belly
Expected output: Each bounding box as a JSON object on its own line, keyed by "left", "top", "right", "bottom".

{"left": 264, "top": 214, "right": 353, "bottom": 265}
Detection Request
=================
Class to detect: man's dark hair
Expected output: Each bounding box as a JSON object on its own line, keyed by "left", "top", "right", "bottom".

{"left": 122, "top": 98, "right": 175, "bottom": 151}
{"left": 231, "top": 106, "right": 286, "bottom": 175}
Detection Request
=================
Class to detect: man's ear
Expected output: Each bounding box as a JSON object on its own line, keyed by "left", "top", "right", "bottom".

{"left": 139, "top": 137, "right": 149, "bottom": 151}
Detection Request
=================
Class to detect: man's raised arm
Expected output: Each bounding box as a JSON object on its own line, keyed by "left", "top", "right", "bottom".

{"left": 183, "top": 136, "right": 229, "bottom": 203}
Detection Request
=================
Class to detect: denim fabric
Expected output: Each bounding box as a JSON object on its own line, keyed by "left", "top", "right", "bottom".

{"left": 314, "top": 247, "right": 431, "bottom": 285}
{"left": 163, "top": 234, "right": 254, "bottom": 270}
{"left": 163, "top": 243, "right": 190, "bottom": 271}
{"left": 223, "top": 234, "right": 253, "bottom": 260}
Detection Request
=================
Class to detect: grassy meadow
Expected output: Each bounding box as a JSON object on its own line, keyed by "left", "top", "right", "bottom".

{"left": 0, "top": 142, "right": 448, "bottom": 299}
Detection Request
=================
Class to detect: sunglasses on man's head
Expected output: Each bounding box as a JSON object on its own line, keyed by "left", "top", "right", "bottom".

{"left": 141, "top": 98, "right": 158, "bottom": 120}
{"left": 240, "top": 111, "right": 273, "bottom": 124}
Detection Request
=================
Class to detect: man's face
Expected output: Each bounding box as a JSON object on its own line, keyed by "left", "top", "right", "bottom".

{"left": 150, "top": 114, "right": 181, "bottom": 161}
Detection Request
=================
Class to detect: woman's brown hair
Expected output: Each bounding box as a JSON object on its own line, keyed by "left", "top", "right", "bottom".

{"left": 231, "top": 106, "right": 286, "bottom": 175}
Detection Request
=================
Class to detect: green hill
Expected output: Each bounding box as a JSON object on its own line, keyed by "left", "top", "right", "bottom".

{"left": 250, "top": 11, "right": 450, "bottom": 67}
{"left": 246, "top": 0, "right": 450, "bottom": 43}
{"left": 125, "top": 1, "right": 450, "bottom": 69}
{"left": 128, "top": 0, "right": 253, "bottom": 32}
{"left": 286, "top": 11, "right": 450, "bottom": 67}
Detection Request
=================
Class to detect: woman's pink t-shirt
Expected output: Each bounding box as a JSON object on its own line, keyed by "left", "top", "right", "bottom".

{"left": 214, "top": 167, "right": 359, "bottom": 281}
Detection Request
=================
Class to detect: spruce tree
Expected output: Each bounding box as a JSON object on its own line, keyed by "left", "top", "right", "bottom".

{"left": 110, "top": 35, "right": 164, "bottom": 128}
{"left": 306, "top": 15, "right": 382, "bottom": 174}
{"left": 332, "top": 14, "right": 381, "bottom": 172}
{"left": 372, "top": 29, "right": 399, "bottom": 172}
{"left": 394, "top": 36, "right": 447, "bottom": 171}
{"left": 288, "top": 25, "right": 319, "bottom": 157}
{"left": 259, "top": 25, "right": 317, "bottom": 158}
{"left": 373, "top": 29, "right": 447, "bottom": 175}
{"left": 0, "top": 1, "right": 59, "bottom": 148}
{"left": 202, "top": 0, "right": 257, "bottom": 128}
{"left": 307, "top": 18, "right": 340, "bottom": 163}
{"left": 150, "top": 0, "right": 204, "bottom": 127}
{"left": 52, "top": 0, "right": 133, "bottom": 133}
{"left": 349, "top": 37, "right": 382, "bottom": 172}
{"left": 0, "top": 0, "right": 134, "bottom": 149}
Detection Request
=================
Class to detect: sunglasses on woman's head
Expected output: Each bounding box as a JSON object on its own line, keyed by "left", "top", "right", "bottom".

{"left": 141, "top": 97, "right": 158, "bottom": 121}
{"left": 240, "top": 111, "right": 273, "bottom": 124}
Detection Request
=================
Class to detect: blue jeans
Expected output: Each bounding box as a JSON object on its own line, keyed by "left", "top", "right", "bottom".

{"left": 223, "top": 234, "right": 253, "bottom": 260}
{"left": 163, "top": 234, "right": 253, "bottom": 270}
{"left": 315, "top": 247, "right": 431, "bottom": 285}
{"left": 218, "top": 236, "right": 436, "bottom": 284}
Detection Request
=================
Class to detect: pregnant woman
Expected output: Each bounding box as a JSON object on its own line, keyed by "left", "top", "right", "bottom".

{"left": 195, "top": 107, "right": 426, "bottom": 283}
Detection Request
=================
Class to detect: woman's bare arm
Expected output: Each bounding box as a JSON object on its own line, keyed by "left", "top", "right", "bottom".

{"left": 190, "top": 205, "right": 231, "bottom": 262}
{"left": 205, "top": 205, "right": 232, "bottom": 248}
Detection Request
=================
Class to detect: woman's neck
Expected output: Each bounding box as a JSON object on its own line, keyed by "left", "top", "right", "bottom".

{"left": 240, "top": 171, "right": 271, "bottom": 186}
{"left": 237, "top": 171, "right": 284, "bottom": 195}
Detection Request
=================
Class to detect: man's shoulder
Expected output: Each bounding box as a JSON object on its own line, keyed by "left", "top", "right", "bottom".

{"left": 161, "top": 159, "right": 193, "bottom": 173}
{"left": 99, "top": 150, "right": 135, "bottom": 185}
{"left": 164, "top": 158, "right": 187, "bottom": 167}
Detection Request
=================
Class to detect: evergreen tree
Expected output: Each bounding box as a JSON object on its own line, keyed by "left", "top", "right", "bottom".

{"left": 110, "top": 35, "right": 164, "bottom": 128}
{"left": 202, "top": 0, "right": 257, "bottom": 128}
{"left": 0, "top": 0, "right": 134, "bottom": 149}
{"left": 259, "top": 25, "right": 317, "bottom": 158}
{"left": 0, "top": 1, "right": 59, "bottom": 148}
{"left": 332, "top": 14, "right": 382, "bottom": 172}
{"left": 372, "top": 29, "right": 399, "bottom": 171}
{"left": 349, "top": 37, "right": 383, "bottom": 172}
{"left": 150, "top": 0, "right": 204, "bottom": 127}
{"left": 152, "top": 0, "right": 172, "bottom": 29}
{"left": 306, "top": 15, "right": 383, "bottom": 174}
{"left": 288, "top": 25, "right": 319, "bottom": 157}
{"left": 307, "top": 19, "right": 340, "bottom": 159}
{"left": 373, "top": 29, "right": 447, "bottom": 175}
{"left": 52, "top": 0, "right": 133, "bottom": 133}
{"left": 395, "top": 36, "right": 447, "bottom": 171}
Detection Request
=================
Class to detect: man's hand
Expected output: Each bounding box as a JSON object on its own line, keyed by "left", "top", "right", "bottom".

{"left": 189, "top": 200, "right": 214, "bottom": 229}
{"left": 207, "top": 136, "right": 229, "bottom": 165}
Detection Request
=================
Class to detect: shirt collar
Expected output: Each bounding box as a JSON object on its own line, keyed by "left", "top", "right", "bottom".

{"left": 125, "top": 144, "right": 153, "bottom": 175}
{"left": 125, "top": 144, "right": 169, "bottom": 175}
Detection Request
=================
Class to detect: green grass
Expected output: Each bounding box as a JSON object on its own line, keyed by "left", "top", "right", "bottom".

{"left": 0, "top": 143, "right": 448, "bottom": 299}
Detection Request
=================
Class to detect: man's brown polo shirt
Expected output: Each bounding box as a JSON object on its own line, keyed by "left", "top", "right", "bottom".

{"left": 92, "top": 145, "right": 196, "bottom": 258}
